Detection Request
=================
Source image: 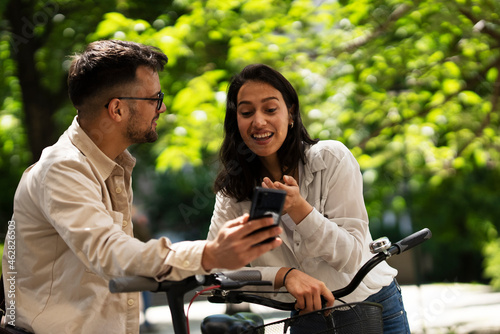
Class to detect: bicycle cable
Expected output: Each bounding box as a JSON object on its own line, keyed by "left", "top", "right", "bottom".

{"left": 186, "top": 285, "right": 221, "bottom": 334}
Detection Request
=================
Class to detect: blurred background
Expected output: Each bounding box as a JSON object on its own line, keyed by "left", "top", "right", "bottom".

{"left": 0, "top": 0, "right": 499, "bottom": 317}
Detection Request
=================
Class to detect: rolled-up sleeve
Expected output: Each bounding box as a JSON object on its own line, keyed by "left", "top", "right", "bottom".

{"left": 293, "top": 142, "right": 368, "bottom": 274}
{"left": 208, "top": 192, "right": 244, "bottom": 241}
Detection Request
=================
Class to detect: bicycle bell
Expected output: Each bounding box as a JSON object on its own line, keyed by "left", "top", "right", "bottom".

{"left": 369, "top": 236, "right": 392, "bottom": 255}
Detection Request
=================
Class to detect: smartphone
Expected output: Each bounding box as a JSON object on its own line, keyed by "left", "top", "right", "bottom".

{"left": 248, "top": 187, "right": 286, "bottom": 244}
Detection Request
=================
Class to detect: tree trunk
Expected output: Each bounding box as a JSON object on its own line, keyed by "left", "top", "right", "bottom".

{"left": 6, "top": 0, "right": 63, "bottom": 162}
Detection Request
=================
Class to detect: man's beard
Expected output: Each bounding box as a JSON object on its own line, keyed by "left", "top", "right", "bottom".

{"left": 126, "top": 106, "right": 158, "bottom": 143}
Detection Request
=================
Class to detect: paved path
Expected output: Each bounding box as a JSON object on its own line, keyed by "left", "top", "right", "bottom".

{"left": 140, "top": 283, "right": 500, "bottom": 334}
{"left": 403, "top": 283, "right": 500, "bottom": 333}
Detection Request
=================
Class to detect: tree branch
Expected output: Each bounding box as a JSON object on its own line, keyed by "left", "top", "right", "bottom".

{"left": 458, "top": 7, "right": 500, "bottom": 43}
{"left": 342, "top": 2, "right": 415, "bottom": 53}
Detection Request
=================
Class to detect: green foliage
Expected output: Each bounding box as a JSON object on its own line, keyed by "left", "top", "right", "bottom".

{"left": 484, "top": 234, "right": 500, "bottom": 290}
{"left": 1, "top": 0, "right": 500, "bottom": 285}
{"left": 0, "top": 38, "right": 30, "bottom": 226}
{"left": 133, "top": 163, "right": 218, "bottom": 240}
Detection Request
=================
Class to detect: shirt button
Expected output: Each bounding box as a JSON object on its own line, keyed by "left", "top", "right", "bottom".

{"left": 127, "top": 299, "right": 134, "bottom": 306}
{"left": 122, "top": 220, "right": 128, "bottom": 228}
{"left": 183, "top": 260, "right": 190, "bottom": 268}
{"left": 116, "top": 187, "right": 122, "bottom": 193}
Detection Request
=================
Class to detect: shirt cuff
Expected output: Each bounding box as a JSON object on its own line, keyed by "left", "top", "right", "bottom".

{"left": 157, "top": 239, "right": 210, "bottom": 281}
{"left": 260, "top": 266, "right": 280, "bottom": 289}
{"left": 295, "top": 208, "right": 324, "bottom": 240}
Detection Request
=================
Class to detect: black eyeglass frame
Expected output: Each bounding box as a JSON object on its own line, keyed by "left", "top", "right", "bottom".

{"left": 104, "top": 92, "right": 164, "bottom": 110}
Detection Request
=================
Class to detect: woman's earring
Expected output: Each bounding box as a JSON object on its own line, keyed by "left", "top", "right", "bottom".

{"left": 290, "top": 122, "right": 294, "bottom": 128}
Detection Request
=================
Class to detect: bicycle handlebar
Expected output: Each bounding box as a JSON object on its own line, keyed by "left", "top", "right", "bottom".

{"left": 109, "top": 228, "right": 432, "bottom": 312}
{"left": 109, "top": 269, "right": 271, "bottom": 334}
{"left": 391, "top": 227, "right": 432, "bottom": 254}
{"left": 209, "top": 228, "right": 432, "bottom": 310}
{"left": 109, "top": 270, "right": 270, "bottom": 294}
{"left": 110, "top": 275, "right": 164, "bottom": 293}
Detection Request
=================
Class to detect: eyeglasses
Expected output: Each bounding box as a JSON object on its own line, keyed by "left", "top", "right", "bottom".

{"left": 105, "top": 92, "right": 164, "bottom": 111}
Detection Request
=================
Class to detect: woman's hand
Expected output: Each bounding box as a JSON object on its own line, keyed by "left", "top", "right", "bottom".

{"left": 262, "top": 175, "right": 312, "bottom": 224}
{"left": 275, "top": 267, "right": 335, "bottom": 314}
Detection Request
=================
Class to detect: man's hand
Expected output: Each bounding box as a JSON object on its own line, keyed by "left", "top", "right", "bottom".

{"left": 276, "top": 267, "right": 335, "bottom": 314}
{"left": 202, "top": 214, "right": 282, "bottom": 271}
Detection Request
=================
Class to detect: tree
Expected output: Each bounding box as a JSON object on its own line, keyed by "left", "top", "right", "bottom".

{"left": 0, "top": 0, "right": 183, "bottom": 228}
{"left": 1, "top": 0, "right": 499, "bottom": 285}
{"left": 122, "top": 0, "right": 500, "bottom": 283}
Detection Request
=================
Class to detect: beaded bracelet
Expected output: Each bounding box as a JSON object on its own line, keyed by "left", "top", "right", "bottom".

{"left": 282, "top": 267, "right": 296, "bottom": 287}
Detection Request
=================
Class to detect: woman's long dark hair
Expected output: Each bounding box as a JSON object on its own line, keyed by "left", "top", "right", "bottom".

{"left": 214, "top": 64, "right": 318, "bottom": 201}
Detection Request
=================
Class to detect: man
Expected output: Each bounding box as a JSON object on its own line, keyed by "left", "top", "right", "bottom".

{"left": 1, "top": 40, "right": 282, "bottom": 334}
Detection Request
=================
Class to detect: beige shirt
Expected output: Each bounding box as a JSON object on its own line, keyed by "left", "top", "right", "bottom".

{"left": 3, "top": 117, "right": 209, "bottom": 334}
{"left": 209, "top": 140, "right": 397, "bottom": 304}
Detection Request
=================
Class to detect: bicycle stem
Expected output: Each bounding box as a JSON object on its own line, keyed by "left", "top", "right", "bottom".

{"left": 163, "top": 276, "right": 204, "bottom": 334}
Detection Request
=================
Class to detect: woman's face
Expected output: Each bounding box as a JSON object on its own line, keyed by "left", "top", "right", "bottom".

{"left": 236, "top": 81, "right": 292, "bottom": 159}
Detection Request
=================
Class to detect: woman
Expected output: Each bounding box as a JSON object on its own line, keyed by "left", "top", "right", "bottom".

{"left": 208, "top": 64, "right": 410, "bottom": 333}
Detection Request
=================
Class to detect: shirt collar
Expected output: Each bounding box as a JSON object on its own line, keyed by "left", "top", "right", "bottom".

{"left": 67, "top": 116, "right": 136, "bottom": 180}
{"left": 300, "top": 142, "right": 327, "bottom": 193}
{"left": 303, "top": 142, "right": 327, "bottom": 172}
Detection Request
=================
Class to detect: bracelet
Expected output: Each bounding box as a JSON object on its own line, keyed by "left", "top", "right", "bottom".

{"left": 282, "top": 267, "right": 296, "bottom": 287}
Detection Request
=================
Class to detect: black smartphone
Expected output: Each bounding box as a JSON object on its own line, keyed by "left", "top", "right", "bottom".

{"left": 248, "top": 187, "right": 286, "bottom": 244}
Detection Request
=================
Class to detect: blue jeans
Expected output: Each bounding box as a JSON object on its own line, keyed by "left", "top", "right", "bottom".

{"left": 289, "top": 279, "right": 410, "bottom": 334}
{"left": 364, "top": 279, "right": 411, "bottom": 334}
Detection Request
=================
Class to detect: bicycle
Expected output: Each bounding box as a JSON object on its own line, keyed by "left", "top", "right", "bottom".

{"left": 110, "top": 228, "right": 432, "bottom": 334}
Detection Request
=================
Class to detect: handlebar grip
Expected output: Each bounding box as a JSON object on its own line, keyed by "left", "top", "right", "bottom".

{"left": 392, "top": 228, "right": 432, "bottom": 254}
{"left": 221, "top": 270, "right": 262, "bottom": 282}
{"left": 109, "top": 276, "right": 159, "bottom": 293}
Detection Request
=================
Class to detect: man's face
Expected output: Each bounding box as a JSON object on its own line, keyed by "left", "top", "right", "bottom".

{"left": 124, "top": 66, "right": 166, "bottom": 144}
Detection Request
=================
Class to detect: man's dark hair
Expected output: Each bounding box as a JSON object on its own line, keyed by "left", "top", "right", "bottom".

{"left": 214, "top": 64, "right": 318, "bottom": 201}
{"left": 67, "top": 39, "right": 168, "bottom": 113}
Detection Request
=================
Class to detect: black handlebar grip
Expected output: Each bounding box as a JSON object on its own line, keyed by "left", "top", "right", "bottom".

{"left": 109, "top": 276, "right": 159, "bottom": 293}
{"left": 221, "top": 270, "right": 262, "bottom": 282}
{"left": 392, "top": 228, "right": 432, "bottom": 254}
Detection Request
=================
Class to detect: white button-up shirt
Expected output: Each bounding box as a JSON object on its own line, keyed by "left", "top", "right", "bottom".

{"left": 208, "top": 140, "right": 397, "bottom": 304}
